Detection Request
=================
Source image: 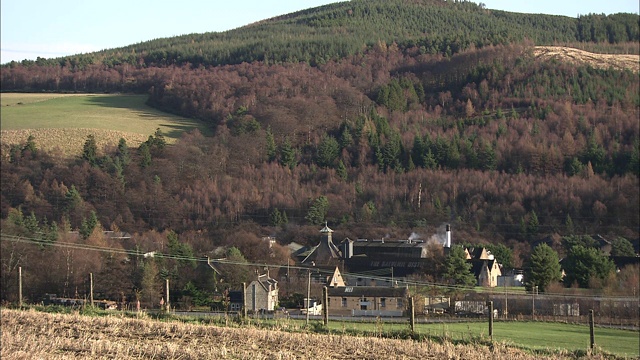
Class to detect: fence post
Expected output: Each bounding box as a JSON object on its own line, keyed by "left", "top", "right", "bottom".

{"left": 487, "top": 301, "right": 494, "bottom": 341}
{"left": 323, "top": 286, "right": 328, "bottom": 326}
{"left": 90, "top": 273, "right": 94, "bottom": 307}
{"left": 589, "top": 309, "right": 595, "bottom": 351}
{"left": 18, "top": 266, "right": 23, "bottom": 307}
{"left": 409, "top": 296, "right": 415, "bottom": 333}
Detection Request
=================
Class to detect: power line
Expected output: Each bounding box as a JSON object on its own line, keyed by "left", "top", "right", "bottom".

{"left": 2, "top": 232, "right": 636, "bottom": 301}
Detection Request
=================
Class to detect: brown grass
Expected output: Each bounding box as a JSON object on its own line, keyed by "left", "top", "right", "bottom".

{"left": 1, "top": 309, "right": 605, "bottom": 360}
{"left": 1, "top": 128, "right": 149, "bottom": 158}
{"left": 534, "top": 46, "right": 640, "bottom": 73}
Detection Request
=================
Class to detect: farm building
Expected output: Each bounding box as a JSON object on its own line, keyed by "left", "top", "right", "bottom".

{"left": 228, "top": 290, "right": 243, "bottom": 312}
{"left": 423, "top": 295, "right": 450, "bottom": 314}
{"left": 338, "top": 226, "right": 451, "bottom": 278}
{"left": 327, "top": 285, "right": 409, "bottom": 317}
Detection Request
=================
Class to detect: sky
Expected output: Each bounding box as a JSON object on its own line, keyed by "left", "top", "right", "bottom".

{"left": 1, "top": 0, "right": 638, "bottom": 64}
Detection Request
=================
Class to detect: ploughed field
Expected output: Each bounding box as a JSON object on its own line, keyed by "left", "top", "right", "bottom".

{"left": 0, "top": 309, "right": 594, "bottom": 360}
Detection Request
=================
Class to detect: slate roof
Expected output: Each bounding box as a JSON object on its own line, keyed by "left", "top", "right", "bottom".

{"left": 228, "top": 290, "right": 243, "bottom": 303}
{"left": 255, "top": 274, "right": 277, "bottom": 291}
{"left": 342, "top": 238, "right": 427, "bottom": 259}
{"left": 327, "top": 286, "right": 409, "bottom": 298}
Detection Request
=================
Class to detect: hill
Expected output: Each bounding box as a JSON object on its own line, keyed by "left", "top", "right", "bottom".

{"left": 0, "top": 0, "right": 638, "bottom": 305}
{"left": 6, "top": 0, "right": 639, "bottom": 68}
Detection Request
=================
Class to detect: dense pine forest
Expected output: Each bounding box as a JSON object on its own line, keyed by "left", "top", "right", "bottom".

{"left": 1, "top": 0, "right": 638, "bottom": 305}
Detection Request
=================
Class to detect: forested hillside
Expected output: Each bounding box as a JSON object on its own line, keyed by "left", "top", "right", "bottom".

{"left": 1, "top": 0, "right": 638, "bottom": 303}
{"left": 4, "top": 0, "right": 639, "bottom": 69}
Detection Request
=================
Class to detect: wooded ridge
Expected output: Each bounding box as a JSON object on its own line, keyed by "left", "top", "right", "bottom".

{"left": 0, "top": 0, "right": 638, "bottom": 303}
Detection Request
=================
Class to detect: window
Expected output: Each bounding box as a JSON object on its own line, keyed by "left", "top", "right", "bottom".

{"left": 380, "top": 298, "right": 386, "bottom": 308}
{"left": 397, "top": 298, "right": 404, "bottom": 309}
{"left": 360, "top": 297, "right": 369, "bottom": 311}
{"left": 342, "top": 297, "right": 347, "bottom": 307}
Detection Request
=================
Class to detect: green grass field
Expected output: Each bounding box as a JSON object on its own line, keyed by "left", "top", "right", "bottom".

{"left": 317, "top": 320, "right": 639, "bottom": 357}
{"left": 0, "top": 93, "right": 210, "bottom": 157}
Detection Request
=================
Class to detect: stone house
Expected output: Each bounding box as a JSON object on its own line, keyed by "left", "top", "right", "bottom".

{"left": 327, "top": 285, "right": 409, "bottom": 317}
{"left": 245, "top": 273, "right": 279, "bottom": 312}
{"left": 471, "top": 259, "right": 502, "bottom": 287}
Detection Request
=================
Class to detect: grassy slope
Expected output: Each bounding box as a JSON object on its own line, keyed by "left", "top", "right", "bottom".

{"left": 0, "top": 94, "right": 209, "bottom": 157}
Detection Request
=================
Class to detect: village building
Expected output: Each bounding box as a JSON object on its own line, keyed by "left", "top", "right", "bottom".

{"left": 466, "top": 246, "right": 502, "bottom": 287}
{"left": 245, "top": 273, "right": 278, "bottom": 312}
{"left": 326, "top": 266, "right": 346, "bottom": 288}
{"left": 228, "top": 290, "right": 243, "bottom": 312}
{"left": 289, "top": 224, "right": 505, "bottom": 289}
{"left": 295, "top": 223, "right": 342, "bottom": 266}
{"left": 327, "top": 285, "right": 409, "bottom": 317}
{"left": 339, "top": 225, "right": 452, "bottom": 278}
{"left": 470, "top": 258, "right": 502, "bottom": 287}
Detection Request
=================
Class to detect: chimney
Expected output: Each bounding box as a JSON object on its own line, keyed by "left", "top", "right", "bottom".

{"left": 445, "top": 224, "right": 451, "bottom": 248}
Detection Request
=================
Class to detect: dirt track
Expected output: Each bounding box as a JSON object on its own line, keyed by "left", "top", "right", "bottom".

{"left": 534, "top": 46, "right": 639, "bottom": 72}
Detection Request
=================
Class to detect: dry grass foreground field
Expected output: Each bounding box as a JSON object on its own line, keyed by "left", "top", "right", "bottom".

{"left": 1, "top": 309, "right": 612, "bottom": 360}
{"left": 534, "top": 46, "right": 640, "bottom": 73}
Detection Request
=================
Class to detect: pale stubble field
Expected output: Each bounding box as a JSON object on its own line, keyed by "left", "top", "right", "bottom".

{"left": 1, "top": 309, "right": 597, "bottom": 360}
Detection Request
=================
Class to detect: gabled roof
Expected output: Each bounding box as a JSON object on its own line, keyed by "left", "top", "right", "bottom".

{"left": 591, "top": 234, "right": 612, "bottom": 247}
{"left": 327, "top": 267, "right": 346, "bottom": 287}
{"left": 468, "top": 247, "right": 491, "bottom": 260}
{"left": 251, "top": 274, "right": 278, "bottom": 292}
{"left": 228, "top": 290, "right": 243, "bottom": 303}
{"left": 287, "top": 242, "right": 305, "bottom": 253}
{"left": 469, "top": 259, "right": 500, "bottom": 277}
{"left": 300, "top": 229, "right": 341, "bottom": 265}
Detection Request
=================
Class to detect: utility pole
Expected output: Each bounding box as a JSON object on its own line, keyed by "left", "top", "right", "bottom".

{"left": 532, "top": 285, "right": 538, "bottom": 319}
{"left": 306, "top": 269, "right": 311, "bottom": 325}
{"left": 165, "top": 279, "right": 170, "bottom": 312}
{"left": 504, "top": 281, "right": 508, "bottom": 319}
{"left": 90, "top": 273, "right": 94, "bottom": 307}
{"left": 242, "top": 282, "right": 247, "bottom": 318}
{"left": 409, "top": 297, "right": 415, "bottom": 333}
{"left": 589, "top": 309, "right": 595, "bottom": 350}
{"left": 18, "top": 266, "right": 23, "bottom": 307}
{"left": 487, "top": 301, "right": 494, "bottom": 341}
{"left": 323, "top": 286, "right": 328, "bottom": 326}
